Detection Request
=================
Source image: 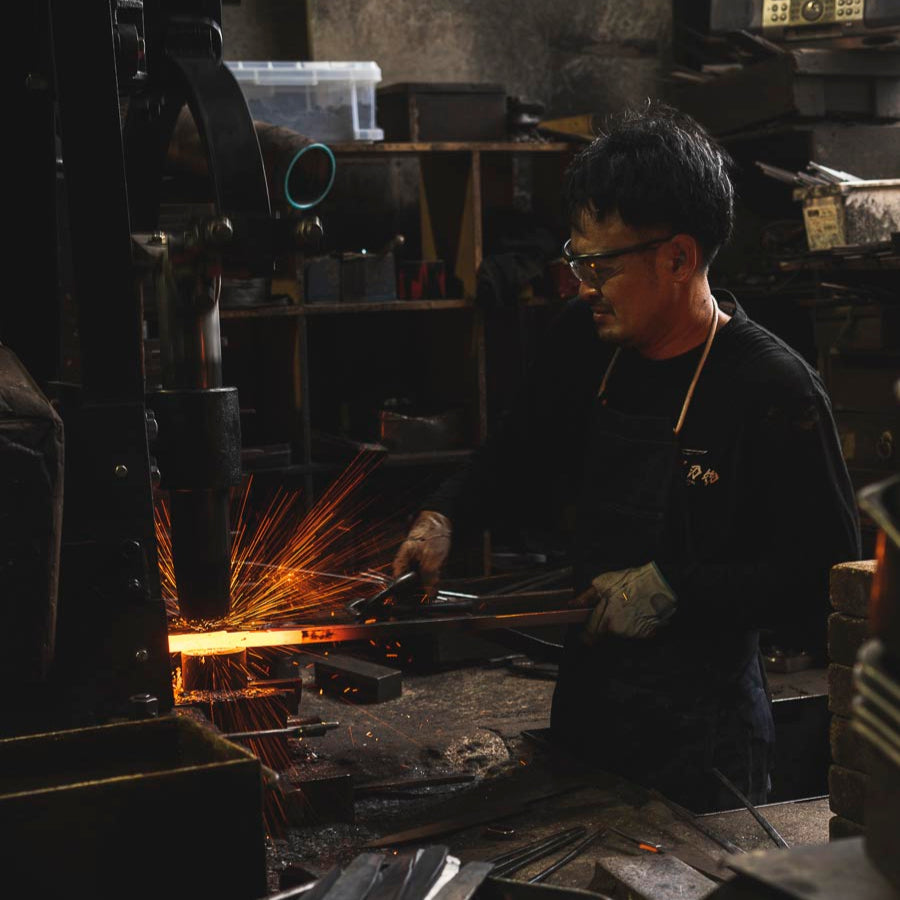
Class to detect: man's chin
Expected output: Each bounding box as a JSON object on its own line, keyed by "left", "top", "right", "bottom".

{"left": 594, "top": 320, "right": 622, "bottom": 342}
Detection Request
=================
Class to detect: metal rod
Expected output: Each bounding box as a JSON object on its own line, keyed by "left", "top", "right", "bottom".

{"left": 492, "top": 828, "right": 588, "bottom": 877}
{"left": 487, "top": 827, "right": 585, "bottom": 866}
{"left": 528, "top": 829, "right": 604, "bottom": 883}
{"left": 225, "top": 721, "right": 340, "bottom": 740}
{"left": 711, "top": 768, "right": 790, "bottom": 849}
{"left": 648, "top": 790, "right": 745, "bottom": 855}
{"left": 167, "top": 608, "right": 591, "bottom": 654}
{"left": 482, "top": 567, "right": 572, "bottom": 597}
{"left": 356, "top": 774, "right": 477, "bottom": 796}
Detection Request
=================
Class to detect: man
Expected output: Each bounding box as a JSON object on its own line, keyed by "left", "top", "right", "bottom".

{"left": 392, "top": 106, "right": 860, "bottom": 810}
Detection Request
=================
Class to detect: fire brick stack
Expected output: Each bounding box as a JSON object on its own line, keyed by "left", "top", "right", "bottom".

{"left": 827, "top": 559, "right": 877, "bottom": 839}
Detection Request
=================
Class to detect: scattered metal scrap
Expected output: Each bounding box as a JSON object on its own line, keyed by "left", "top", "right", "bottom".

{"left": 528, "top": 829, "right": 605, "bottom": 884}
{"left": 260, "top": 848, "right": 485, "bottom": 900}
{"left": 489, "top": 827, "right": 588, "bottom": 877}
{"left": 647, "top": 790, "right": 745, "bottom": 855}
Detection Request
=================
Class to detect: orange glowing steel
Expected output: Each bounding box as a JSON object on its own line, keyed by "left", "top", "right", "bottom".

{"left": 167, "top": 609, "right": 591, "bottom": 654}
{"left": 156, "top": 452, "right": 401, "bottom": 629}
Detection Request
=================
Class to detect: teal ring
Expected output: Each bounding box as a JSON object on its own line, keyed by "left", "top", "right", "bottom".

{"left": 284, "top": 142, "right": 336, "bottom": 210}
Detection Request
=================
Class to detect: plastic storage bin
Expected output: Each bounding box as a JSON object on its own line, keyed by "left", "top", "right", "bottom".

{"left": 227, "top": 61, "right": 384, "bottom": 142}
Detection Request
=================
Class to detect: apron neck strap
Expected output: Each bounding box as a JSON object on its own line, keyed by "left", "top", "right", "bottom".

{"left": 597, "top": 296, "right": 721, "bottom": 437}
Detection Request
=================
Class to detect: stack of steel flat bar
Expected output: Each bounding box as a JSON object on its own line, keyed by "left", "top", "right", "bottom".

{"left": 262, "top": 848, "right": 493, "bottom": 900}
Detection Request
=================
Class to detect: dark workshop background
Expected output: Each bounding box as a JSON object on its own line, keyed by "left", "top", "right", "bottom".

{"left": 214, "top": 0, "right": 899, "bottom": 566}
{"left": 224, "top": 0, "right": 672, "bottom": 117}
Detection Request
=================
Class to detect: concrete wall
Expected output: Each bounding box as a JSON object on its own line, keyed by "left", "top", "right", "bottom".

{"left": 222, "top": 0, "right": 311, "bottom": 60}
{"left": 223, "top": 0, "right": 672, "bottom": 118}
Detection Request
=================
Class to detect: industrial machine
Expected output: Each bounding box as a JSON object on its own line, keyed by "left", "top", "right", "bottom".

{"left": 7, "top": 0, "right": 325, "bottom": 735}
{"left": 709, "top": 0, "right": 900, "bottom": 45}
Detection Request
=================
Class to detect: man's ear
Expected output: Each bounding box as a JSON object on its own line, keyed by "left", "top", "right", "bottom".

{"left": 669, "top": 234, "right": 701, "bottom": 282}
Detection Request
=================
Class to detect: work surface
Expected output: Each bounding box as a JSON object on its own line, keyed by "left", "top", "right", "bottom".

{"left": 264, "top": 661, "right": 833, "bottom": 898}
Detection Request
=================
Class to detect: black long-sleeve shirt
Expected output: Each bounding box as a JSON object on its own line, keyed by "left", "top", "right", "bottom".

{"left": 428, "top": 293, "right": 861, "bottom": 654}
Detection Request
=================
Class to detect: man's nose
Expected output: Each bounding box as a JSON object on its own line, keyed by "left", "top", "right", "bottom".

{"left": 578, "top": 281, "right": 598, "bottom": 300}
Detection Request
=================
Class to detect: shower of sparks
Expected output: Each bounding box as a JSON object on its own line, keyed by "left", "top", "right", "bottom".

{"left": 158, "top": 451, "right": 404, "bottom": 838}
{"left": 179, "top": 648, "right": 252, "bottom": 693}
{"left": 175, "top": 647, "right": 293, "bottom": 834}
{"left": 157, "top": 451, "right": 402, "bottom": 629}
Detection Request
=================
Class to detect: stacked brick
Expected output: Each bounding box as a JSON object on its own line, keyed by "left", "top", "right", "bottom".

{"left": 827, "top": 560, "right": 877, "bottom": 840}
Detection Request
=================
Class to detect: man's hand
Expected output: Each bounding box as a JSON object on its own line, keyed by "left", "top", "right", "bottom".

{"left": 392, "top": 510, "right": 452, "bottom": 601}
{"left": 582, "top": 562, "right": 677, "bottom": 642}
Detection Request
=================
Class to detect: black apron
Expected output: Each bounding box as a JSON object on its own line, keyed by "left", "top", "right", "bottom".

{"left": 550, "top": 299, "right": 774, "bottom": 811}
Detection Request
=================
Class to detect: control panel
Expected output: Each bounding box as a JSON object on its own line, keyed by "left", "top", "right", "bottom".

{"left": 763, "top": 0, "right": 865, "bottom": 29}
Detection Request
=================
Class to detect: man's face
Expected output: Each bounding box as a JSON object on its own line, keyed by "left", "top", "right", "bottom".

{"left": 568, "top": 210, "right": 676, "bottom": 350}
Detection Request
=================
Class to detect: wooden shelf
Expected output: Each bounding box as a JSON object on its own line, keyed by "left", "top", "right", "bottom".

{"left": 244, "top": 448, "right": 474, "bottom": 478}
{"left": 220, "top": 299, "right": 472, "bottom": 318}
{"left": 328, "top": 141, "right": 574, "bottom": 154}
{"left": 221, "top": 304, "right": 304, "bottom": 319}
{"left": 301, "top": 299, "right": 471, "bottom": 315}
{"left": 381, "top": 449, "right": 474, "bottom": 468}
{"left": 221, "top": 298, "right": 552, "bottom": 319}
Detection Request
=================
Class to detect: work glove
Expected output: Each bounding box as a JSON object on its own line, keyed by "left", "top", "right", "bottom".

{"left": 582, "top": 562, "right": 677, "bottom": 642}
{"left": 392, "top": 510, "right": 452, "bottom": 601}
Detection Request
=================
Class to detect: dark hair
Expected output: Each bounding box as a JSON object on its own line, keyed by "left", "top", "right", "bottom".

{"left": 563, "top": 103, "right": 734, "bottom": 265}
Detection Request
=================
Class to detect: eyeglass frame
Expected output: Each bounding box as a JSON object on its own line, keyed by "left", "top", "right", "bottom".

{"left": 562, "top": 235, "right": 675, "bottom": 288}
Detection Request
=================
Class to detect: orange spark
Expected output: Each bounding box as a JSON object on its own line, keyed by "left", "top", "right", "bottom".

{"left": 156, "top": 452, "right": 403, "bottom": 628}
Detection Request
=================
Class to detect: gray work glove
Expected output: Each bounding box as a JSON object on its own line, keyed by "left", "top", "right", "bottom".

{"left": 392, "top": 510, "right": 452, "bottom": 601}
{"left": 582, "top": 562, "right": 677, "bottom": 642}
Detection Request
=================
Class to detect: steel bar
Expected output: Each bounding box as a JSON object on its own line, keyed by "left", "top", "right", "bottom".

{"left": 355, "top": 774, "right": 477, "bottom": 796}
{"left": 366, "top": 855, "right": 414, "bottom": 900}
{"left": 487, "top": 827, "right": 586, "bottom": 866}
{"left": 483, "top": 567, "right": 573, "bottom": 597}
{"left": 492, "top": 828, "right": 589, "bottom": 877}
{"left": 528, "top": 829, "right": 604, "bottom": 883}
{"left": 430, "top": 862, "right": 495, "bottom": 900}
{"left": 260, "top": 867, "right": 341, "bottom": 900}
{"left": 400, "top": 846, "right": 449, "bottom": 900}
{"left": 315, "top": 654, "right": 402, "bottom": 702}
{"left": 711, "top": 768, "right": 790, "bottom": 849}
{"left": 319, "top": 854, "right": 384, "bottom": 900}
{"left": 648, "top": 790, "right": 745, "bottom": 855}
{"left": 225, "top": 721, "right": 339, "bottom": 741}
{"left": 168, "top": 607, "right": 590, "bottom": 654}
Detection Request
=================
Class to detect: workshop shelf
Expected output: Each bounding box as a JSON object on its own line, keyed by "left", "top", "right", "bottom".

{"left": 219, "top": 139, "right": 575, "bottom": 581}
{"left": 221, "top": 298, "right": 552, "bottom": 319}
{"left": 221, "top": 299, "right": 471, "bottom": 318}
{"left": 327, "top": 141, "right": 573, "bottom": 153}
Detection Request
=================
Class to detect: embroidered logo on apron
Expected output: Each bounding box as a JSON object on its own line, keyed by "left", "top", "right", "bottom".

{"left": 687, "top": 464, "right": 719, "bottom": 486}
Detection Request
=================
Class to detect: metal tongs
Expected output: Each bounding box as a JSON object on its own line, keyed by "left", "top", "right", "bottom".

{"left": 348, "top": 571, "right": 476, "bottom": 620}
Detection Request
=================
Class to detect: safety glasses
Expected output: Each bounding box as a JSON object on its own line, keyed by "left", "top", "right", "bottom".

{"left": 562, "top": 235, "right": 674, "bottom": 289}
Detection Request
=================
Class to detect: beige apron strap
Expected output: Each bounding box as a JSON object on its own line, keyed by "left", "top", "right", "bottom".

{"left": 597, "top": 348, "right": 623, "bottom": 399}
{"left": 673, "top": 298, "right": 719, "bottom": 436}
{"left": 596, "top": 297, "right": 720, "bottom": 437}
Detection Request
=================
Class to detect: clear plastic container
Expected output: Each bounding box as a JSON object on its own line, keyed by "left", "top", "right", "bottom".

{"left": 226, "top": 61, "right": 384, "bottom": 142}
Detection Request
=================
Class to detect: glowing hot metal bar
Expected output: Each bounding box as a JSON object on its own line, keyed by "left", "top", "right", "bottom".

{"left": 167, "top": 608, "right": 590, "bottom": 654}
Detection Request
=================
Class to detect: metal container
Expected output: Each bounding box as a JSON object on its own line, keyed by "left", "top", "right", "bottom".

{"left": 0, "top": 715, "right": 268, "bottom": 899}
{"left": 379, "top": 407, "right": 466, "bottom": 452}
{"left": 377, "top": 83, "right": 507, "bottom": 141}
{"left": 795, "top": 179, "right": 900, "bottom": 251}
